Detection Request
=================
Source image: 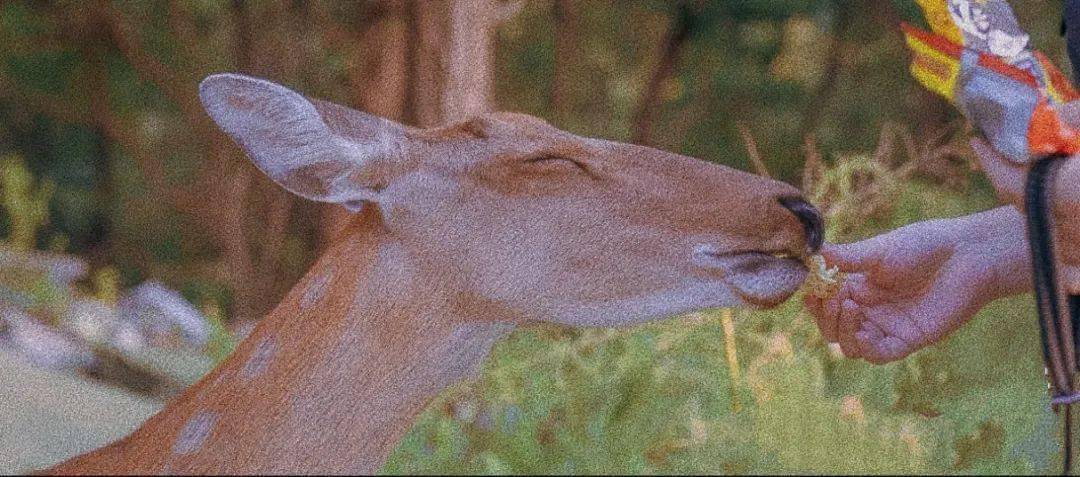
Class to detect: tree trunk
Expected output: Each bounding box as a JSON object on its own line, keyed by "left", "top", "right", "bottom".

{"left": 551, "top": 0, "right": 581, "bottom": 123}
{"left": 409, "top": 0, "right": 520, "bottom": 126}
{"left": 319, "top": 0, "right": 408, "bottom": 249}
{"left": 321, "top": 0, "right": 519, "bottom": 247}
{"left": 320, "top": 0, "right": 412, "bottom": 249}
{"left": 631, "top": 1, "right": 699, "bottom": 146}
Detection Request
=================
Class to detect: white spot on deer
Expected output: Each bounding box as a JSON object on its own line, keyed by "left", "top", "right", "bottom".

{"left": 242, "top": 337, "right": 276, "bottom": 380}
{"left": 301, "top": 268, "right": 334, "bottom": 310}
{"left": 210, "top": 366, "right": 235, "bottom": 388}
{"left": 173, "top": 411, "right": 218, "bottom": 455}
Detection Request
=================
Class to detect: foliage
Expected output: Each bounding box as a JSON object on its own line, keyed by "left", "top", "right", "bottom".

{"left": 0, "top": 154, "right": 55, "bottom": 251}
{"left": 200, "top": 301, "right": 236, "bottom": 364}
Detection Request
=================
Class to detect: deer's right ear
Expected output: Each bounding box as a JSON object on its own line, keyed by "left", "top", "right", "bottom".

{"left": 199, "top": 73, "right": 404, "bottom": 211}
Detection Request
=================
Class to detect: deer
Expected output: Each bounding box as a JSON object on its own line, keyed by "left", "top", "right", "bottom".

{"left": 45, "top": 73, "right": 824, "bottom": 475}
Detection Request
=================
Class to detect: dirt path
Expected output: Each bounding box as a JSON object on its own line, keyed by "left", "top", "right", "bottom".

{"left": 0, "top": 350, "right": 161, "bottom": 473}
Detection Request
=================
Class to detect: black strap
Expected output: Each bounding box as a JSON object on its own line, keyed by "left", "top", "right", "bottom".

{"left": 1065, "top": 0, "right": 1080, "bottom": 83}
{"left": 1026, "top": 153, "right": 1078, "bottom": 474}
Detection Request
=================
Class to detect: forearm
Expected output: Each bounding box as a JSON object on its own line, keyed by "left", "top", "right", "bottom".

{"left": 956, "top": 206, "right": 1032, "bottom": 300}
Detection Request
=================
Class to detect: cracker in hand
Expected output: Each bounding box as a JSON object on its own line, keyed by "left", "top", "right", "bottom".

{"left": 805, "top": 254, "right": 842, "bottom": 299}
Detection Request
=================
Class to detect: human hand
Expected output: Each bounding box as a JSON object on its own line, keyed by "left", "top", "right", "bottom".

{"left": 804, "top": 208, "right": 1029, "bottom": 363}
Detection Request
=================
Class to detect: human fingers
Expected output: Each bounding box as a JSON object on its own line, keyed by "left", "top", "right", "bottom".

{"left": 838, "top": 298, "right": 863, "bottom": 358}
{"left": 854, "top": 318, "right": 913, "bottom": 364}
{"left": 803, "top": 293, "right": 835, "bottom": 343}
{"left": 821, "top": 240, "right": 883, "bottom": 274}
{"left": 820, "top": 275, "right": 859, "bottom": 343}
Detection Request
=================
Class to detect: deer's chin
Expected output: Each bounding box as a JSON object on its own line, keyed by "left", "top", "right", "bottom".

{"left": 692, "top": 247, "right": 809, "bottom": 309}
{"left": 725, "top": 255, "right": 807, "bottom": 308}
{"left": 522, "top": 248, "right": 808, "bottom": 328}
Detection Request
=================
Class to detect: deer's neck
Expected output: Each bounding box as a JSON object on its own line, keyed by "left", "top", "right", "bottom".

{"left": 51, "top": 209, "right": 516, "bottom": 475}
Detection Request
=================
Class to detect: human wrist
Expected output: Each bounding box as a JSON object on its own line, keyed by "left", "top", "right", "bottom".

{"left": 959, "top": 206, "right": 1031, "bottom": 300}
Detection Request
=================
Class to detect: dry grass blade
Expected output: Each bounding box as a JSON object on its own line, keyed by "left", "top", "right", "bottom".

{"left": 905, "top": 120, "right": 973, "bottom": 189}
{"left": 736, "top": 122, "right": 771, "bottom": 178}
{"left": 802, "top": 133, "right": 825, "bottom": 196}
{"left": 871, "top": 122, "right": 923, "bottom": 181}
{"left": 720, "top": 308, "right": 741, "bottom": 413}
{"left": 872, "top": 122, "right": 898, "bottom": 167}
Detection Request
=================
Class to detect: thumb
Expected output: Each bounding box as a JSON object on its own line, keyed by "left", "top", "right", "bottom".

{"left": 970, "top": 137, "right": 1027, "bottom": 208}
{"left": 821, "top": 240, "right": 883, "bottom": 273}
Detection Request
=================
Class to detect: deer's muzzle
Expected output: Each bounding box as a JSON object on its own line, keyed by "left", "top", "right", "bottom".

{"left": 778, "top": 196, "right": 823, "bottom": 255}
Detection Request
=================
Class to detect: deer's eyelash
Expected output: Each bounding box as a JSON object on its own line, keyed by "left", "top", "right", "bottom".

{"left": 522, "top": 155, "right": 597, "bottom": 179}
{"left": 523, "top": 154, "right": 571, "bottom": 163}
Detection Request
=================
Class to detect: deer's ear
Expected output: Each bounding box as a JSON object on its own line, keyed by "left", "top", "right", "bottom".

{"left": 199, "top": 73, "right": 405, "bottom": 211}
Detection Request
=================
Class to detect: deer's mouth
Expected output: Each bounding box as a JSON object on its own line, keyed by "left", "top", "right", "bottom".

{"left": 692, "top": 246, "right": 809, "bottom": 308}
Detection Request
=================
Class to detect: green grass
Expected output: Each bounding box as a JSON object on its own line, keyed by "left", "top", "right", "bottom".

{"left": 383, "top": 295, "right": 1056, "bottom": 474}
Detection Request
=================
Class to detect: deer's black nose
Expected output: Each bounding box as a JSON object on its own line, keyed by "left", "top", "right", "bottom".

{"left": 778, "top": 196, "right": 823, "bottom": 254}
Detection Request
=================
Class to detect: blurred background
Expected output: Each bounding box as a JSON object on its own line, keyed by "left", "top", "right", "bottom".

{"left": 0, "top": 0, "right": 1068, "bottom": 473}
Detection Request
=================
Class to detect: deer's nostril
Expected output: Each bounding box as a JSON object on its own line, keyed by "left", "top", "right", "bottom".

{"left": 778, "top": 196, "right": 823, "bottom": 254}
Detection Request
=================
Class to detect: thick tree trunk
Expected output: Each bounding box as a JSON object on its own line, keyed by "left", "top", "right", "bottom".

{"left": 551, "top": 0, "right": 582, "bottom": 123}
{"left": 410, "top": 0, "right": 520, "bottom": 126}
{"left": 631, "top": 1, "right": 699, "bottom": 146}
{"left": 320, "top": 0, "right": 411, "bottom": 249}
{"left": 321, "top": 0, "right": 519, "bottom": 247}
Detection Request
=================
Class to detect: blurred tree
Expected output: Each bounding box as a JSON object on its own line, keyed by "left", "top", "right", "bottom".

{"left": 409, "top": 0, "right": 522, "bottom": 126}
{"left": 319, "top": 0, "right": 410, "bottom": 248}
{"left": 550, "top": 0, "right": 580, "bottom": 124}
{"left": 322, "top": 0, "right": 523, "bottom": 244}
{"left": 0, "top": 0, "right": 523, "bottom": 325}
{"left": 631, "top": 0, "right": 703, "bottom": 145}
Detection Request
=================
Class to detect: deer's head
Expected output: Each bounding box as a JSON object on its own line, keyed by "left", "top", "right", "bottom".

{"left": 200, "top": 74, "right": 822, "bottom": 327}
